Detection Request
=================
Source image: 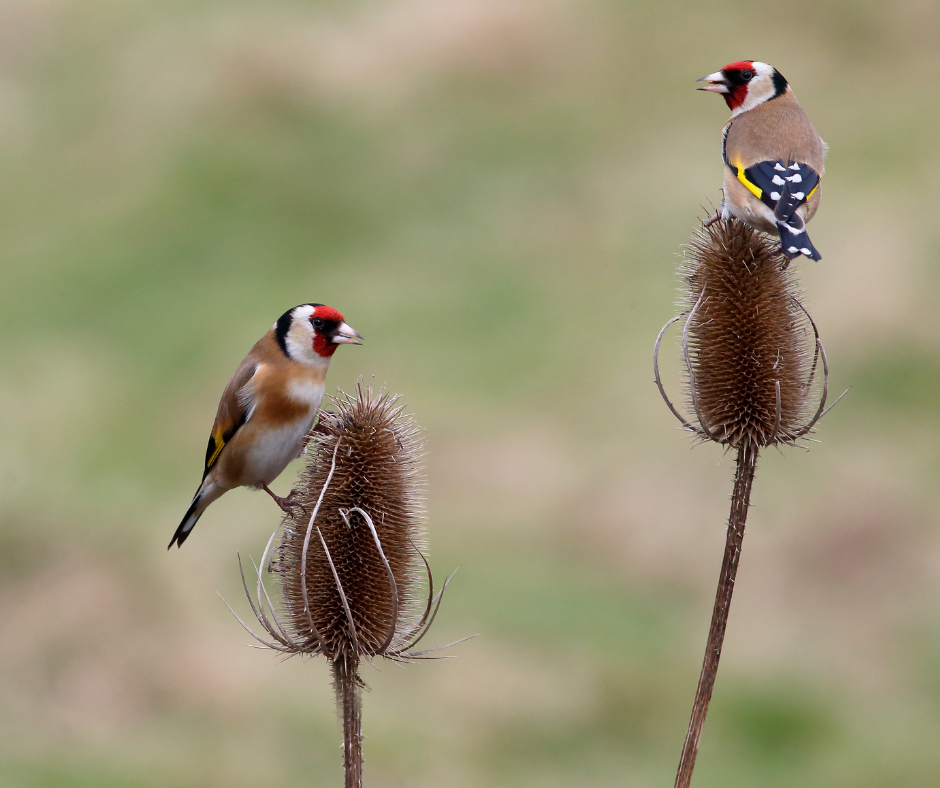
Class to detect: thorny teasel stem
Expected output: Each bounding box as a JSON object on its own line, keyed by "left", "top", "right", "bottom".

{"left": 674, "top": 445, "right": 756, "bottom": 788}
{"left": 336, "top": 656, "right": 363, "bottom": 788}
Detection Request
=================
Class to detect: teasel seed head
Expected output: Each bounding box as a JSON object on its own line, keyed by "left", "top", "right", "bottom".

{"left": 228, "top": 383, "right": 462, "bottom": 788}
{"left": 231, "top": 382, "right": 455, "bottom": 665}
{"left": 654, "top": 217, "right": 838, "bottom": 449}
{"left": 275, "top": 384, "right": 427, "bottom": 663}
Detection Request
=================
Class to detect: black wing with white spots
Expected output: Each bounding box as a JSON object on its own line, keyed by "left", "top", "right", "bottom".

{"left": 740, "top": 160, "right": 822, "bottom": 262}
{"left": 742, "top": 160, "right": 820, "bottom": 217}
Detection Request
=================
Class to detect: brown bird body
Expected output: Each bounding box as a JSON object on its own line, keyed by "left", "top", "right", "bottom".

{"left": 699, "top": 60, "right": 826, "bottom": 261}
{"left": 722, "top": 88, "right": 825, "bottom": 234}
{"left": 169, "top": 303, "right": 361, "bottom": 548}
{"left": 203, "top": 332, "right": 327, "bottom": 494}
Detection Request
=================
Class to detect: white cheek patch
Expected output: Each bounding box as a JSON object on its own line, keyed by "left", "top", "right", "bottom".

{"left": 731, "top": 61, "right": 779, "bottom": 117}
{"left": 285, "top": 318, "right": 331, "bottom": 367}
{"left": 284, "top": 330, "right": 314, "bottom": 363}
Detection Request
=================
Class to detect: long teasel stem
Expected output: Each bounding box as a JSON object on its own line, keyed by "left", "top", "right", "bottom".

{"left": 674, "top": 443, "right": 758, "bottom": 788}
{"left": 335, "top": 656, "right": 363, "bottom": 788}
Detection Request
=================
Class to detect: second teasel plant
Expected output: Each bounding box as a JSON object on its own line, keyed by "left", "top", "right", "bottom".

{"left": 654, "top": 218, "right": 846, "bottom": 788}
{"left": 228, "top": 384, "right": 462, "bottom": 788}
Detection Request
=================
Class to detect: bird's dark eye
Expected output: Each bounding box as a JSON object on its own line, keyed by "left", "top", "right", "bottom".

{"left": 312, "top": 317, "right": 325, "bottom": 330}
{"left": 740, "top": 69, "right": 754, "bottom": 81}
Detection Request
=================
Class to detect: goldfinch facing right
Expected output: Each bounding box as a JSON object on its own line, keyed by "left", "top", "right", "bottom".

{"left": 168, "top": 303, "right": 361, "bottom": 549}
{"left": 698, "top": 60, "right": 826, "bottom": 263}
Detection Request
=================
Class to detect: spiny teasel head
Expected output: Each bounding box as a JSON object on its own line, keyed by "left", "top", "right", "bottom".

{"left": 229, "top": 383, "right": 460, "bottom": 788}
{"left": 233, "top": 383, "right": 455, "bottom": 665}
{"left": 276, "top": 384, "right": 429, "bottom": 662}
{"left": 655, "top": 218, "right": 834, "bottom": 449}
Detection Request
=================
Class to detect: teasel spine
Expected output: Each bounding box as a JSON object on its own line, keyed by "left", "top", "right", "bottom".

{"left": 653, "top": 218, "right": 847, "bottom": 788}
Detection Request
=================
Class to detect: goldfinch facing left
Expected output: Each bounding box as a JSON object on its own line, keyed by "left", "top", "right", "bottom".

{"left": 169, "top": 303, "right": 362, "bottom": 549}
{"left": 698, "top": 60, "right": 826, "bottom": 263}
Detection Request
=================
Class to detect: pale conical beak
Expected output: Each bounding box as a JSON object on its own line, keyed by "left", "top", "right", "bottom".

{"left": 697, "top": 71, "right": 730, "bottom": 93}
{"left": 332, "top": 322, "right": 363, "bottom": 345}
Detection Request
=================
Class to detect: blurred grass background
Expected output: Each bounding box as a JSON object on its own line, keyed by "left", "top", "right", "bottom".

{"left": 1, "top": 0, "right": 940, "bottom": 785}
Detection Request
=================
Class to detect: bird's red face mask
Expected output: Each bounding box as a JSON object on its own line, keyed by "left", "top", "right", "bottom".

{"left": 697, "top": 61, "right": 756, "bottom": 111}
{"left": 310, "top": 306, "right": 363, "bottom": 357}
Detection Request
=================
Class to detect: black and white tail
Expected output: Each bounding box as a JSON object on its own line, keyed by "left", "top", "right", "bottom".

{"left": 168, "top": 488, "right": 205, "bottom": 549}
{"left": 775, "top": 184, "right": 821, "bottom": 263}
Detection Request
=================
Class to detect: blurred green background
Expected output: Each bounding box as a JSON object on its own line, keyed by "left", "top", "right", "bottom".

{"left": 2, "top": 0, "right": 940, "bottom": 785}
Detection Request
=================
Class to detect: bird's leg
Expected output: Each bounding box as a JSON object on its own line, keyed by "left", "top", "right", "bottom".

{"left": 262, "top": 484, "right": 307, "bottom": 517}
{"left": 703, "top": 193, "right": 725, "bottom": 228}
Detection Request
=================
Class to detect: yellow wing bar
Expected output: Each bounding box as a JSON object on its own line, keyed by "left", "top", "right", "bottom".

{"left": 207, "top": 431, "right": 225, "bottom": 469}
{"left": 736, "top": 166, "right": 763, "bottom": 199}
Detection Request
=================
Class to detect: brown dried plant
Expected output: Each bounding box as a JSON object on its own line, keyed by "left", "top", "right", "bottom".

{"left": 226, "top": 384, "right": 463, "bottom": 788}
{"left": 654, "top": 218, "right": 846, "bottom": 788}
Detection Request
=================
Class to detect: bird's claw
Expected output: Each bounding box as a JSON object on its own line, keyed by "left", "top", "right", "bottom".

{"left": 280, "top": 490, "right": 308, "bottom": 518}
{"left": 263, "top": 485, "right": 308, "bottom": 518}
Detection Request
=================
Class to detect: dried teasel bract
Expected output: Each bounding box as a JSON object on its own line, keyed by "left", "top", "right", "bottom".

{"left": 228, "top": 384, "right": 461, "bottom": 788}
{"left": 653, "top": 218, "right": 846, "bottom": 788}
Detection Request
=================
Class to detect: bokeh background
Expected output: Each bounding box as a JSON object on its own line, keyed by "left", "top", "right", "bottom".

{"left": 2, "top": 0, "right": 940, "bottom": 785}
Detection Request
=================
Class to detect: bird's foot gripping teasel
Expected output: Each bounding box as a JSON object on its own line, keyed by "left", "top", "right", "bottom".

{"left": 261, "top": 484, "right": 307, "bottom": 518}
